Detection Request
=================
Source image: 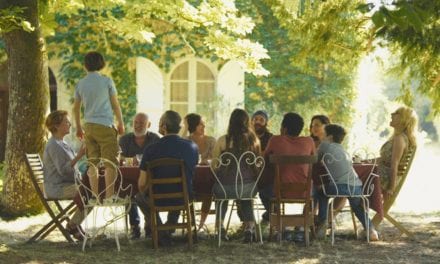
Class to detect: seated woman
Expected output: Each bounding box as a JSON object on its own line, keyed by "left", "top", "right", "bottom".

{"left": 43, "top": 110, "right": 87, "bottom": 240}
{"left": 310, "top": 114, "right": 330, "bottom": 148}
{"left": 315, "top": 124, "right": 379, "bottom": 241}
{"left": 378, "top": 106, "right": 417, "bottom": 202}
{"left": 212, "top": 108, "right": 261, "bottom": 243}
{"left": 184, "top": 113, "right": 216, "bottom": 164}
{"left": 310, "top": 114, "right": 346, "bottom": 213}
{"left": 183, "top": 113, "right": 216, "bottom": 230}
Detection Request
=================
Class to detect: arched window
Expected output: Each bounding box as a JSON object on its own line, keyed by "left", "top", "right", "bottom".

{"left": 169, "top": 60, "right": 215, "bottom": 118}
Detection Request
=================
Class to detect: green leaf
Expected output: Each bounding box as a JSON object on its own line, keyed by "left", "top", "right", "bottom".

{"left": 356, "top": 3, "right": 374, "bottom": 14}
{"left": 403, "top": 3, "right": 424, "bottom": 32}
{"left": 371, "top": 11, "right": 385, "bottom": 28}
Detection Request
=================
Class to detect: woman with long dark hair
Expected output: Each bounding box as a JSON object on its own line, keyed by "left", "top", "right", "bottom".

{"left": 309, "top": 115, "right": 331, "bottom": 148}
{"left": 212, "top": 108, "right": 261, "bottom": 243}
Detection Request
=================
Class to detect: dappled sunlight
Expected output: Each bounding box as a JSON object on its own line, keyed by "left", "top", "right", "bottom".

{"left": 0, "top": 244, "right": 9, "bottom": 253}
{"left": 1, "top": 211, "right": 439, "bottom": 263}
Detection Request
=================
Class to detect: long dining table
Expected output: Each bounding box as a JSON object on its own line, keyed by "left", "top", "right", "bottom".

{"left": 74, "top": 163, "right": 383, "bottom": 220}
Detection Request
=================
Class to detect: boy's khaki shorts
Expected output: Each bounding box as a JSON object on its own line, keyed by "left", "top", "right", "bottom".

{"left": 84, "top": 123, "right": 119, "bottom": 168}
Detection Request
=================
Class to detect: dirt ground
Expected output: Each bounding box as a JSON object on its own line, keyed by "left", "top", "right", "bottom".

{"left": 0, "top": 211, "right": 439, "bottom": 264}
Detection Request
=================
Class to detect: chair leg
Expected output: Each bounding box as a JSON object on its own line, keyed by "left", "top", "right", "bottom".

{"left": 384, "top": 213, "right": 414, "bottom": 238}
{"left": 277, "top": 201, "right": 282, "bottom": 244}
{"left": 217, "top": 200, "right": 224, "bottom": 247}
{"left": 310, "top": 202, "right": 316, "bottom": 238}
{"left": 151, "top": 210, "right": 159, "bottom": 249}
{"left": 82, "top": 207, "right": 89, "bottom": 252}
{"left": 254, "top": 200, "right": 263, "bottom": 244}
{"left": 114, "top": 213, "right": 121, "bottom": 251}
{"left": 350, "top": 208, "right": 358, "bottom": 239}
{"left": 226, "top": 200, "right": 234, "bottom": 232}
{"left": 304, "top": 208, "right": 310, "bottom": 247}
{"left": 29, "top": 201, "right": 77, "bottom": 243}
{"left": 191, "top": 204, "right": 198, "bottom": 243}
{"left": 329, "top": 200, "right": 335, "bottom": 246}
{"left": 186, "top": 205, "right": 193, "bottom": 249}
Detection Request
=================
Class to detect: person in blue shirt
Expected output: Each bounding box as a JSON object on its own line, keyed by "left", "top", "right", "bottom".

{"left": 73, "top": 51, "right": 124, "bottom": 202}
{"left": 135, "top": 110, "right": 198, "bottom": 246}
{"left": 315, "top": 124, "right": 379, "bottom": 241}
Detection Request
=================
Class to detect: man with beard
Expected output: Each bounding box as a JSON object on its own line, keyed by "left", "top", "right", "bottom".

{"left": 135, "top": 110, "right": 198, "bottom": 247}
{"left": 251, "top": 110, "right": 273, "bottom": 151}
{"left": 251, "top": 111, "right": 274, "bottom": 224}
{"left": 119, "top": 112, "right": 160, "bottom": 239}
{"left": 119, "top": 112, "right": 160, "bottom": 165}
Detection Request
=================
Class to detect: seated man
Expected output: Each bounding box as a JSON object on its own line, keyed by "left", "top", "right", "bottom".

{"left": 315, "top": 124, "right": 379, "bottom": 241}
{"left": 252, "top": 110, "right": 273, "bottom": 151}
{"left": 260, "top": 112, "right": 315, "bottom": 222}
{"left": 119, "top": 112, "right": 160, "bottom": 239}
{"left": 252, "top": 110, "right": 273, "bottom": 223}
{"left": 135, "top": 110, "right": 198, "bottom": 246}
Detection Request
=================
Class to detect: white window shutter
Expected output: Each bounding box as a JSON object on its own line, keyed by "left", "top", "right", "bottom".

{"left": 216, "top": 61, "right": 245, "bottom": 135}
{"left": 136, "top": 57, "right": 164, "bottom": 133}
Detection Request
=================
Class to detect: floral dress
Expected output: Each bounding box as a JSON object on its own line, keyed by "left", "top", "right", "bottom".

{"left": 378, "top": 134, "right": 408, "bottom": 188}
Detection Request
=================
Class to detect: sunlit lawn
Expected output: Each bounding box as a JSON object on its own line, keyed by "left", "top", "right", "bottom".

{"left": 0, "top": 210, "right": 439, "bottom": 264}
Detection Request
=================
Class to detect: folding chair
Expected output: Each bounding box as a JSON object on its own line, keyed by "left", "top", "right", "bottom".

{"left": 372, "top": 146, "right": 417, "bottom": 238}
{"left": 145, "top": 158, "right": 197, "bottom": 249}
{"left": 24, "top": 153, "right": 77, "bottom": 243}
{"left": 269, "top": 155, "right": 317, "bottom": 246}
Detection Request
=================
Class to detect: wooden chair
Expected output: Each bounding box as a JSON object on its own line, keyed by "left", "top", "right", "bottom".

{"left": 372, "top": 146, "right": 416, "bottom": 238}
{"left": 24, "top": 153, "right": 77, "bottom": 243}
{"left": 145, "top": 158, "right": 197, "bottom": 249}
{"left": 269, "top": 155, "right": 317, "bottom": 246}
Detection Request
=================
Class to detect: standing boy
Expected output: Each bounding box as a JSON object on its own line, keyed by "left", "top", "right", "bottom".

{"left": 73, "top": 51, "right": 124, "bottom": 200}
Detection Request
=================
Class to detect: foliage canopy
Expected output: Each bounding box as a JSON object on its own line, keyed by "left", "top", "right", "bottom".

{"left": 365, "top": 0, "right": 440, "bottom": 114}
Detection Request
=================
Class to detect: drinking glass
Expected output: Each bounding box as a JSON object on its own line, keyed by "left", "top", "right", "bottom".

{"left": 136, "top": 154, "right": 143, "bottom": 164}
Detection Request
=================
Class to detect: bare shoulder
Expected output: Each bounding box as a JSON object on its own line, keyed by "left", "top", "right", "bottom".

{"left": 393, "top": 134, "right": 408, "bottom": 148}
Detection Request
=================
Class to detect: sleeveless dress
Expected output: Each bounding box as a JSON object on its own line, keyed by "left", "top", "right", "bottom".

{"left": 185, "top": 135, "right": 216, "bottom": 161}
{"left": 378, "top": 134, "right": 408, "bottom": 188}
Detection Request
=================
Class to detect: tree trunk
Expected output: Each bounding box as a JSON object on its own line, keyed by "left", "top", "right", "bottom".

{"left": 0, "top": 0, "right": 48, "bottom": 215}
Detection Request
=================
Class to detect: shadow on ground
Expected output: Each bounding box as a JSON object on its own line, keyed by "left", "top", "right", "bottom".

{"left": 1, "top": 211, "right": 439, "bottom": 264}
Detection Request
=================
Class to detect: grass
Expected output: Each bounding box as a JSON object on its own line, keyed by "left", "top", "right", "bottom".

{"left": 1, "top": 211, "right": 439, "bottom": 264}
